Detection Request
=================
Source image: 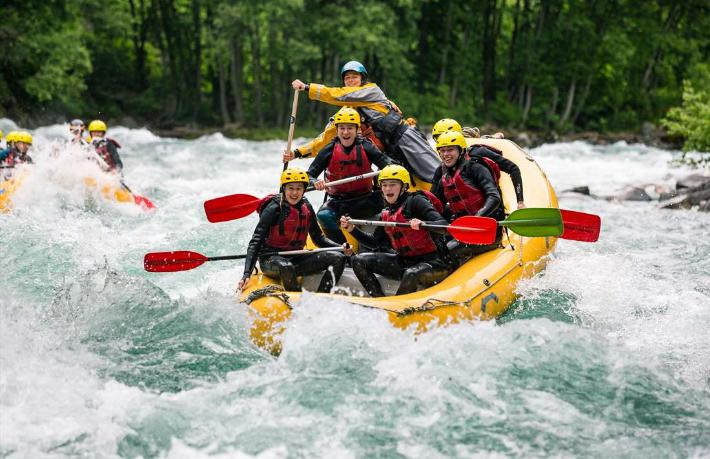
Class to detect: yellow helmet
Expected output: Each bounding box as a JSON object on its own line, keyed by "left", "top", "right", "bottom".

{"left": 333, "top": 107, "right": 361, "bottom": 127}
{"left": 0, "top": 130, "right": 3, "bottom": 141}
{"left": 432, "top": 118, "right": 462, "bottom": 139}
{"left": 436, "top": 130, "right": 467, "bottom": 151}
{"left": 280, "top": 168, "right": 310, "bottom": 186}
{"left": 5, "top": 131, "right": 17, "bottom": 143}
{"left": 88, "top": 120, "right": 107, "bottom": 132}
{"left": 378, "top": 165, "right": 411, "bottom": 188}
{"left": 15, "top": 131, "right": 33, "bottom": 145}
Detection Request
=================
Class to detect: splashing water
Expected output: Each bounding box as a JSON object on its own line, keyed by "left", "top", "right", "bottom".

{"left": 1, "top": 121, "right": 709, "bottom": 457}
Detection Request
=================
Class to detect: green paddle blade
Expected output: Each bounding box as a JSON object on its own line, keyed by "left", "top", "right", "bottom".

{"left": 500, "top": 208, "right": 563, "bottom": 237}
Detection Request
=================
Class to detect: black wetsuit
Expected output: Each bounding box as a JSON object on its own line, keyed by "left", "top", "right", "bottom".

{"left": 431, "top": 156, "right": 505, "bottom": 266}
{"left": 92, "top": 138, "right": 124, "bottom": 173}
{"left": 242, "top": 197, "right": 346, "bottom": 292}
{"left": 307, "top": 138, "right": 392, "bottom": 243}
{"left": 349, "top": 192, "right": 453, "bottom": 297}
{"left": 467, "top": 145, "right": 524, "bottom": 203}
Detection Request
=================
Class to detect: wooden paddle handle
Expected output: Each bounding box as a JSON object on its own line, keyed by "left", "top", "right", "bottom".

{"left": 283, "top": 89, "right": 300, "bottom": 171}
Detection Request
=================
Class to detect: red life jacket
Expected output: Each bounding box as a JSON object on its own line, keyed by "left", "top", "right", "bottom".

{"left": 257, "top": 195, "right": 312, "bottom": 250}
{"left": 325, "top": 141, "right": 373, "bottom": 196}
{"left": 441, "top": 155, "right": 501, "bottom": 216}
{"left": 417, "top": 190, "right": 444, "bottom": 215}
{"left": 0, "top": 149, "right": 31, "bottom": 168}
{"left": 94, "top": 138, "right": 121, "bottom": 171}
{"left": 381, "top": 195, "right": 438, "bottom": 257}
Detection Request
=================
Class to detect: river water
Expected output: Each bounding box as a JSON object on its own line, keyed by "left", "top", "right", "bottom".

{"left": 1, "top": 119, "right": 709, "bottom": 458}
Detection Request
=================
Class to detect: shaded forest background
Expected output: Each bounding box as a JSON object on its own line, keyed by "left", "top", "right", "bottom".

{"left": 1, "top": 0, "right": 708, "bottom": 138}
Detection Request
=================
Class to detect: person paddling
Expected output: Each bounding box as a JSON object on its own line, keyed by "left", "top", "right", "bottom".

{"left": 1, "top": 131, "right": 34, "bottom": 179}
{"left": 88, "top": 120, "right": 123, "bottom": 175}
{"left": 238, "top": 168, "right": 351, "bottom": 293}
{"left": 432, "top": 118, "right": 525, "bottom": 209}
{"left": 340, "top": 165, "right": 453, "bottom": 297}
{"left": 306, "top": 107, "right": 392, "bottom": 244}
{"left": 431, "top": 131, "right": 504, "bottom": 265}
{"left": 289, "top": 60, "right": 440, "bottom": 183}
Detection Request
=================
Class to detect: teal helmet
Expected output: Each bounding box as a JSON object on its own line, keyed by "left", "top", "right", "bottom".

{"left": 341, "top": 61, "right": 368, "bottom": 80}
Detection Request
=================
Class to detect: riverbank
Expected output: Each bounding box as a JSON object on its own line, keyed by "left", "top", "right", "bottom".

{"left": 148, "top": 122, "right": 684, "bottom": 150}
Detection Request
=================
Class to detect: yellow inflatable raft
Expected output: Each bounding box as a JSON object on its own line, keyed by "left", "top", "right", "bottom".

{"left": 0, "top": 174, "right": 25, "bottom": 213}
{"left": 239, "top": 138, "right": 558, "bottom": 354}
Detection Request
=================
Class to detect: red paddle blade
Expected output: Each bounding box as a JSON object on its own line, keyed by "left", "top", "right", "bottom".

{"left": 204, "top": 193, "right": 260, "bottom": 223}
{"left": 447, "top": 216, "right": 497, "bottom": 245}
{"left": 134, "top": 194, "right": 156, "bottom": 211}
{"left": 144, "top": 251, "right": 208, "bottom": 272}
{"left": 560, "top": 209, "right": 601, "bottom": 242}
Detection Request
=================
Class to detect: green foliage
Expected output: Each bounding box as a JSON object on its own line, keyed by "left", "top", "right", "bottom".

{"left": 662, "top": 80, "right": 710, "bottom": 155}
{"left": 1, "top": 0, "right": 708, "bottom": 137}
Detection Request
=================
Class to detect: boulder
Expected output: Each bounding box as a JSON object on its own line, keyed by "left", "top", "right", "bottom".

{"left": 562, "top": 186, "right": 591, "bottom": 196}
{"left": 611, "top": 186, "right": 653, "bottom": 201}
{"left": 677, "top": 173, "right": 710, "bottom": 190}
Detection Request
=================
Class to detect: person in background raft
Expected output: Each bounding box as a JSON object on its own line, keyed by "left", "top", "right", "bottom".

{"left": 238, "top": 168, "right": 351, "bottom": 293}
{"left": 307, "top": 107, "right": 392, "bottom": 244}
{"left": 289, "top": 60, "right": 440, "bottom": 183}
{"left": 69, "top": 119, "right": 89, "bottom": 146}
{"left": 340, "top": 165, "right": 453, "bottom": 297}
{"left": 431, "top": 118, "right": 525, "bottom": 209}
{"left": 431, "top": 131, "right": 504, "bottom": 266}
{"left": 1, "top": 131, "right": 34, "bottom": 164}
{"left": 88, "top": 120, "right": 123, "bottom": 174}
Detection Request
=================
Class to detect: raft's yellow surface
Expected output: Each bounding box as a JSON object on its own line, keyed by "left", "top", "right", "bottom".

{"left": 0, "top": 175, "right": 24, "bottom": 213}
{"left": 84, "top": 177, "right": 136, "bottom": 205}
{"left": 240, "top": 138, "right": 558, "bottom": 354}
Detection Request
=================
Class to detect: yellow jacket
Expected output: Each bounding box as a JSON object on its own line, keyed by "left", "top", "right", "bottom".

{"left": 294, "top": 83, "right": 394, "bottom": 158}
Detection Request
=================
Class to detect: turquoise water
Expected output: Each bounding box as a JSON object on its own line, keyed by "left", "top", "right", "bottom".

{"left": 1, "top": 119, "right": 709, "bottom": 458}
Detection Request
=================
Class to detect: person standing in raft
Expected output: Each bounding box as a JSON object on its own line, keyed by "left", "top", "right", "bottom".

{"left": 340, "top": 165, "right": 453, "bottom": 297}
{"left": 238, "top": 168, "right": 351, "bottom": 293}
{"left": 87, "top": 120, "right": 123, "bottom": 175}
{"left": 431, "top": 118, "right": 525, "bottom": 209}
{"left": 1, "top": 131, "right": 34, "bottom": 179}
{"left": 431, "top": 131, "right": 504, "bottom": 265}
{"left": 306, "top": 107, "right": 393, "bottom": 244}
{"left": 288, "top": 60, "right": 440, "bottom": 183}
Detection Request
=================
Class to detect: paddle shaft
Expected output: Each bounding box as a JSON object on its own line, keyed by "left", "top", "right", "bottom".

{"left": 305, "top": 171, "right": 380, "bottom": 192}
{"left": 349, "top": 219, "right": 450, "bottom": 231}
{"left": 283, "top": 90, "right": 300, "bottom": 171}
{"left": 208, "top": 246, "right": 344, "bottom": 261}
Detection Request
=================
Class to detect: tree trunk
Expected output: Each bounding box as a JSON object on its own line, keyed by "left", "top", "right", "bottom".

{"left": 438, "top": 0, "right": 455, "bottom": 86}
{"left": 559, "top": 79, "right": 576, "bottom": 128}
{"left": 521, "top": 85, "right": 533, "bottom": 126}
{"left": 572, "top": 74, "right": 593, "bottom": 125}
{"left": 218, "top": 55, "right": 230, "bottom": 125}
{"left": 230, "top": 35, "right": 244, "bottom": 123}
{"left": 250, "top": 23, "right": 263, "bottom": 127}
{"left": 481, "top": 0, "right": 500, "bottom": 109}
{"left": 191, "top": 0, "right": 202, "bottom": 121}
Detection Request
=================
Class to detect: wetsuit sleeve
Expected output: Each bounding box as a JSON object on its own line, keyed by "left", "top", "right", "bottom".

{"left": 107, "top": 141, "right": 123, "bottom": 172}
{"left": 306, "top": 202, "right": 341, "bottom": 248}
{"left": 430, "top": 166, "right": 445, "bottom": 204}
{"left": 0, "top": 149, "right": 9, "bottom": 161}
{"left": 295, "top": 121, "right": 337, "bottom": 158}
{"left": 362, "top": 141, "right": 393, "bottom": 169}
{"left": 350, "top": 226, "right": 390, "bottom": 250}
{"left": 307, "top": 83, "right": 389, "bottom": 114}
{"left": 470, "top": 146, "right": 524, "bottom": 202}
{"left": 409, "top": 194, "right": 449, "bottom": 234}
{"left": 306, "top": 143, "right": 335, "bottom": 185}
{"left": 461, "top": 162, "right": 502, "bottom": 218}
{"left": 242, "top": 201, "right": 280, "bottom": 279}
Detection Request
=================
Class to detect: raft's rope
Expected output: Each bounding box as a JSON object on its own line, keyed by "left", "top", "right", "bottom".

{"left": 243, "top": 285, "right": 292, "bottom": 309}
